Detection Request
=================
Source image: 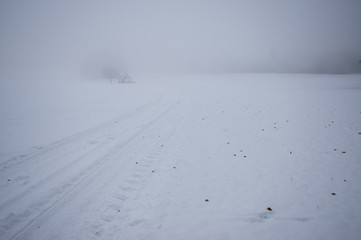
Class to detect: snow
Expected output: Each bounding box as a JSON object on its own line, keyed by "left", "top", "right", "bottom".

{"left": 0, "top": 74, "right": 361, "bottom": 240}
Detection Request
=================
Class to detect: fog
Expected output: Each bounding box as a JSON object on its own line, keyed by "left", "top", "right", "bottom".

{"left": 1, "top": 0, "right": 361, "bottom": 78}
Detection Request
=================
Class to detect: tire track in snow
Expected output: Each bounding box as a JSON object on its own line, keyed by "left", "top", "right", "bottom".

{"left": 0, "top": 98, "right": 169, "bottom": 219}
{"left": 3, "top": 97, "right": 177, "bottom": 240}
{"left": 0, "top": 96, "right": 164, "bottom": 171}
{"left": 33, "top": 98, "right": 185, "bottom": 240}
{"left": 0, "top": 96, "right": 167, "bottom": 208}
{"left": 89, "top": 116, "right": 181, "bottom": 238}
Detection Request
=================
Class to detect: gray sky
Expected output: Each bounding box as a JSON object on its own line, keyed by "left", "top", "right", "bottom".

{"left": 1, "top": 0, "right": 361, "bottom": 78}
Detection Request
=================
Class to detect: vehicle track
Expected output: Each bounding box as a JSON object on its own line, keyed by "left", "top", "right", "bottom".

{"left": 1, "top": 96, "right": 179, "bottom": 240}
{"left": 0, "top": 96, "right": 168, "bottom": 207}
{"left": 0, "top": 96, "right": 164, "bottom": 171}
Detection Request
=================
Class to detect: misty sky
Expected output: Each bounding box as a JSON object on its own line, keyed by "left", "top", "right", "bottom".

{"left": 0, "top": 0, "right": 361, "bottom": 77}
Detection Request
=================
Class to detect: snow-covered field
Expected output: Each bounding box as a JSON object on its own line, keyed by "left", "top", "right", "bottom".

{"left": 0, "top": 74, "right": 361, "bottom": 240}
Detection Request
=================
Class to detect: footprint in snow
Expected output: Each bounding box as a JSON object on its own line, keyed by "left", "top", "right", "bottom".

{"left": 128, "top": 219, "right": 146, "bottom": 227}
{"left": 245, "top": 211, "right": 273, "bottom": 223}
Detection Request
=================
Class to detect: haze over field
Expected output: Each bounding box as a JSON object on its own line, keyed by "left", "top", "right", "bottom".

{"left": 1, "top": 1, "right": 361, "bottom": 240}
{"left": 0, "top": 0, "right": 361, "bottom": 78}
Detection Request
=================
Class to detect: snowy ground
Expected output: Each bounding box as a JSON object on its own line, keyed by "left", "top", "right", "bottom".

{"left": 0, "top": 74, "right": 361, "bottom": 240}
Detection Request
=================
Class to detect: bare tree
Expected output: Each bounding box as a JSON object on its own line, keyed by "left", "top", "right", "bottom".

{"left": 102, "top": 66, "right": 119, "bottom": 83}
